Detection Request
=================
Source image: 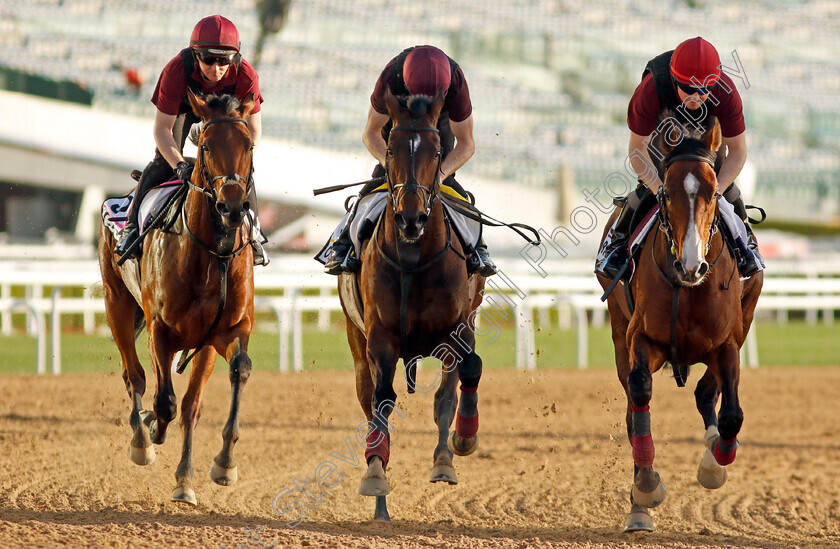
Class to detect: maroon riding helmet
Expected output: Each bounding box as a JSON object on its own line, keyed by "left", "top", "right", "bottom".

{"left": 670, "top": 36, "right": 721, "bottom": 87}
{"left": 403, "top": 45, "right": 451, "bottom": 96}
{"left": 190, "top": 15, "right": 240, "bottom": 54}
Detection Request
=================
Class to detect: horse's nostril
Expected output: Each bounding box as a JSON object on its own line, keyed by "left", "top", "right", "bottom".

{"left": 242, "top": 201, "right": 251, "bottom": 212}
{"left": 417, "top": 213, "right": 428, "bottom": 227}
{"left": 394, "top": 214, "right": 406, "bottom": 229}
{"left": 674, "top": 260, "right": 684, "bottom": 274}
{"left": 216, "top": 203, "right": 229, "bottom": 217}
{"left": 698, "top": 262, "right": 709, "bottom": 276}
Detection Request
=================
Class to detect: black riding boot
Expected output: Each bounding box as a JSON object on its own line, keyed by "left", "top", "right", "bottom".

{"left": 469, "top": 237, "right": 497, "bottom": 277}
{"left": 595, "top": 186, "right": 651, "bottom": 279}
{"left": 115, "top": 158, "right": 174, "bottom": 262}
{"left": 323, "top": 176, "right": 384, "bottom": 275}
{"left": 722, "top": 185, "right": 764, "bottom": 277}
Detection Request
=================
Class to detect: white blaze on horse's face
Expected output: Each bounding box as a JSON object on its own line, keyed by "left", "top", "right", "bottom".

{"left": 409, "top": 134, "right": 421, "bottom": 155}
{"left": 679, "top": 172, "right": 707, "bottom": 282}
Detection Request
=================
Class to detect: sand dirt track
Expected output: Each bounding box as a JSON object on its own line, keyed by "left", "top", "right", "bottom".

{"left": 1, "top": 366, "right": 839, "bottom": 548}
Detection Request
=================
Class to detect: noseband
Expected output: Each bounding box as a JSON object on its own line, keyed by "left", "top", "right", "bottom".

{"left": 386, "top": 124, "right": 442, "bottom": 213}
{"left": 191, "top": 117, "right": 254, "bottom": 201}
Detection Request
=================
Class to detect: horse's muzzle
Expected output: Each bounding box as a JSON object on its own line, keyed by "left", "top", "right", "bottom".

{"left": 394, "top": 211, "right": 428, "bottom": 241}
{"left": 673, "top": 259, "right": 709, "bottom": 286}
{"left": 215, "top": 196, "right": 249, "bottom": 228}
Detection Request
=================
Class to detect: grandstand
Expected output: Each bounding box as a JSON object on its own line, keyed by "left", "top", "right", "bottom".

{"left": 1, "top": 0, "right": 839, "bottom": 236}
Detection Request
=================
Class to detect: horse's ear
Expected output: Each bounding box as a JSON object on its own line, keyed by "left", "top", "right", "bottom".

{"left": 187, "top": 88, "right": 208, "bottom": 120}
{"left": 239, "top": 93, "right": 256, "bottom": 118}
{"left": 702, "top": 116, "right": 722, "bottom": 152}
{"left": 384, "top": 88, "right": 401, "bottom": 120}
{"left": 428, "top": 87, "right": 445, "bottom": 125}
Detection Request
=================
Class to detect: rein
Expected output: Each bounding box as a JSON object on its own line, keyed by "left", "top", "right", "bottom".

{"left": 176, "top": 116, "right": 254, "bottom": 374}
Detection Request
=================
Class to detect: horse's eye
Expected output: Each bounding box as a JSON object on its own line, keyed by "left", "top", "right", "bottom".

{"left": 386, "top": 149, "right": 393, "bottom": 157}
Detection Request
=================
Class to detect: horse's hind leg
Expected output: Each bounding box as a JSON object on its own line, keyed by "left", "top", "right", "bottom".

{"left": 211, "top": 335, "right": 252, "bottom": 487}
{"left": 171, "top": 346, "right": 216, "bottom": 506}
{"left": 147, "top": 322, "right": 178, "bottom": 446}
{"left": 694, "top": 367, "right": 728, "bottom": 489}
{"left": 102, "top": 276, "right": 153, "bottom": 465}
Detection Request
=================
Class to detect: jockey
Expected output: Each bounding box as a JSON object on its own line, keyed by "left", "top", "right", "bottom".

{"left": 322, "top": 45, "right": 496, "bottom": 277}
{"left": 115, "top": 15, "right": 269, "bottom": 265}
{"left": 596, "top": 36, "right": 764, "bottom": 279}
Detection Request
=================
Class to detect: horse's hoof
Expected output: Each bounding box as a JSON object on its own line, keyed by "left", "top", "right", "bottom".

{"left": 448, "top": 431, "right": 478, "bottom": 457}
{"left": 129, "top": 444, "right": 155, "bottom": 466}
{"left": 632, "top": 474, "right": 666, "bottom": 508}
{"left": 623, "top": 504, "right": 654, "bottom": 532}
{"left": 171, "top": 485, "right": 197, "bottom": 506}
{"left": 429, "top": 463, "right": 459, "bottom": 485}
{"left": 359, "top": 476, "right": 390, "bottom": 496}
{"left": 697, "top": 448, "right": 728, "bottom": 489}
{"left": 359, "top": 458, "right": 390, "bottom": 496}
{"left": 210, "top": 462, "right": 238, "bottom": 486}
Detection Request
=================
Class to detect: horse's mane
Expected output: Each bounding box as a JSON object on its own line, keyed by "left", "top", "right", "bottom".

{"left": 656, "top": 110, "right": 718, "bottom": 168}
{"left": 189, "top": 94, "right": 244, "bottom": 146}
{"left": 204, "top": 94, "right": 242, "bottom": 116}
{"left": 394, "top": 94, "right": 436, "bottom": 120}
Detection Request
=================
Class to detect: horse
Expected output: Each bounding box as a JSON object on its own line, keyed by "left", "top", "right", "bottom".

{"left": 596, "top": 116, "right": 763, "bottom": 532}
{"left": 98, "top": 90, "right": 257, "bottom": 506}
{"left": 338, "top": 88, "right": 486, "bottom": 521}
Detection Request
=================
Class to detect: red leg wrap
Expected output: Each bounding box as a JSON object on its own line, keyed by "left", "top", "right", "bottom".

{"left": 364, "top": 429, "right": 390, "bottom": 468}
{"left": 455, "top": 412, "right": 479, "bottom": 439}
{"left": 713, "top": 437, "right": 738, "bottom": 466}
{"left": 632, "top": 434, "right": 655, "bottom": 467}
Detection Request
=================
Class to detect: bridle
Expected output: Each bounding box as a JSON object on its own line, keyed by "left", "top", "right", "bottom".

{"left": 385, "top": 124, "right": 442, "bottom": 214}
{"left": 190, "top": 117, "right": 254, "bottom": 203}
{"left": 656, "top": 149, "right": 720, "bottom": 261}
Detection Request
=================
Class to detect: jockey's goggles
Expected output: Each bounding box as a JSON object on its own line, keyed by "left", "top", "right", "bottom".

{"left": 194, "top": 49, "right": 236, "bottom": 66}
{"left": 673, "top": 77, "right": 712, "bottom": 96}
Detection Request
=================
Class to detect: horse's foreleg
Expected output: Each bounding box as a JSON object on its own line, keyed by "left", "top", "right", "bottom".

{"left": 712, "top": 343, "right": 742, "bottom": 467}
{"left": 359, "top": 326, "right": 398, "bottom": 521}
{"left": 103, "top": 282, "right": 152, "bottom": 466}
{"left": 171, "top": 346, "right": 216, "bottom": 506}
{"left": 624, "top": 334, "right": 666, "bottom": 532}
{"left": 449, "top": 351, "right": 482, "bottom": 457}
{"left": 430, "top": 366, "right": 458, "bottom": 484}
{"left": 212, "top": 336, "right": 252, "bottom": 487}
{"left": 694, "top": 368, "right": 728, "bottom": 489}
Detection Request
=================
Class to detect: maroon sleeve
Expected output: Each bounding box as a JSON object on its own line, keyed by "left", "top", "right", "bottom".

{"left": 627, "top": 73, "right": 661, "bottom": 136}
{"left": 445, "top": 66, "right": 472, "bottom": 122}
{"left": 235, "top": 59, "right": 264, "bottom": 114}
{"left": 151, "top": 55, "right": 187, "bottom": 116}
{"left": 370, "top": 59, "right": 397, "bottom": 115}
{"left": 712, "top": 73, "right": 745, "bottom": 137}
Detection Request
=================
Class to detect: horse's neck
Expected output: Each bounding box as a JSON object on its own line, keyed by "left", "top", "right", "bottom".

{"left": 182, "top": 190, "right": 240, "bottom": 258}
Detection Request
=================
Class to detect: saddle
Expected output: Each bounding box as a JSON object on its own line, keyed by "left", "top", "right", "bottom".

{"left": 101, "top": 175, "right": 188, "bottom": 254}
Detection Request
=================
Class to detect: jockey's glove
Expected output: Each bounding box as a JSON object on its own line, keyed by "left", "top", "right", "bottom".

{"left": 176, "top": 161, "right": 194, "bottom": 184}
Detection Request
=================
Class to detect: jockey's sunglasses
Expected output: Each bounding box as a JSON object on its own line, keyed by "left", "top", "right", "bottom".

{"left": 673, "top": 77, "right": 711, "bottom": 96}
{"left": 194, "top": 50, "right": 235, "bottom": 66}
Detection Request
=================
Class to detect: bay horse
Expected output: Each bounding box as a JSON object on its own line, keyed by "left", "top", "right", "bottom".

{"left": 98, "top": 90, "right": 256, "bottom": 506}
{"left": 339, "top": 89, "right": 486, "bottom": 521}
{"left": 596, "top": 116, "right": 763, "bottom": 532}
